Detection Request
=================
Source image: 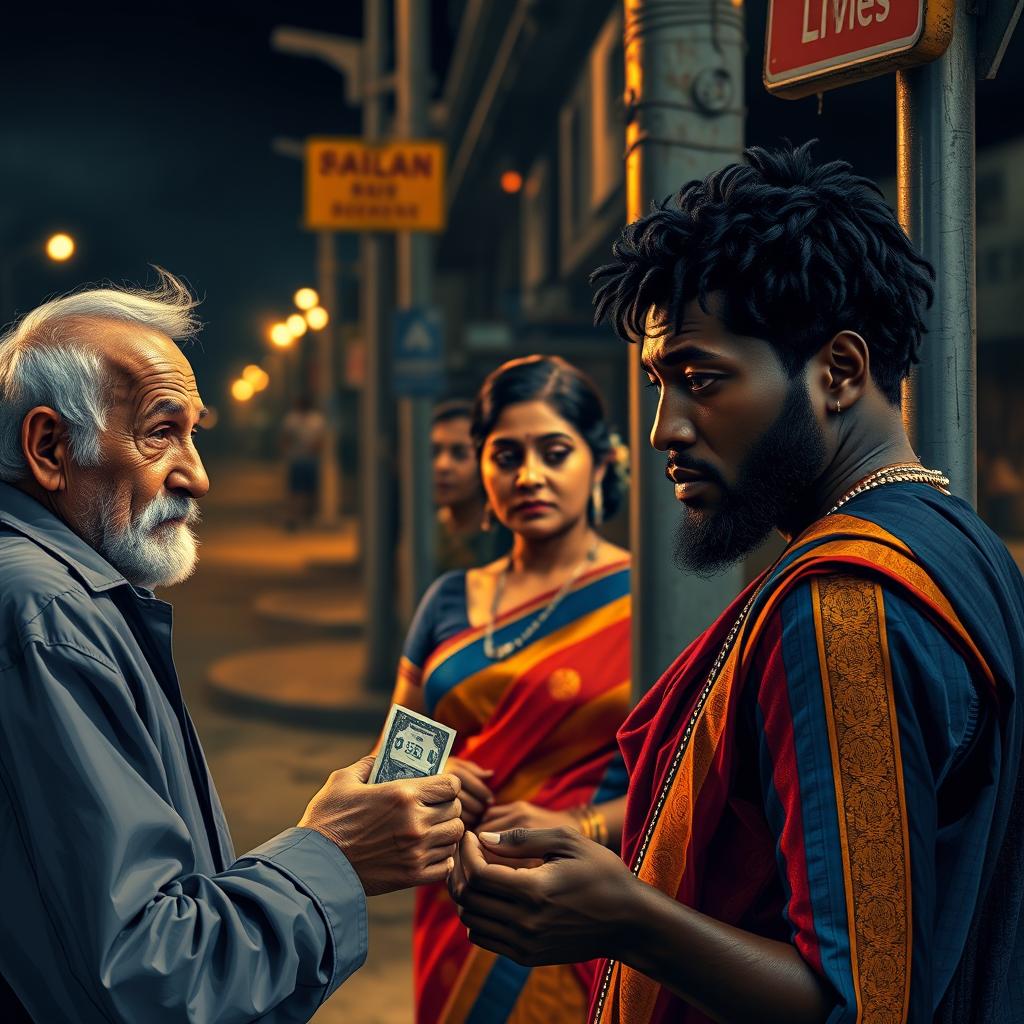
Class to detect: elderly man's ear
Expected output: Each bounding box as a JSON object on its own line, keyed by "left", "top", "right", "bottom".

{"left": 21, "top": 407, "right": 70, "bottom": 493}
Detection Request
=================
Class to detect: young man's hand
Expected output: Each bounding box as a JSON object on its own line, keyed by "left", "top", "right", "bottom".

{"left": 299, "top": 756, "right": 464, "bottom": 896}
{"left": 449, "top": 827, "right": 637, "bottom": 965}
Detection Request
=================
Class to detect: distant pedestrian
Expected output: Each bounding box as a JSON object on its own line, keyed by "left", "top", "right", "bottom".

{"left": 280, "top": 394, "right": 325, "bottom": 529}
{"left": 432, "top": 398, "right": 510, "bottom": 571}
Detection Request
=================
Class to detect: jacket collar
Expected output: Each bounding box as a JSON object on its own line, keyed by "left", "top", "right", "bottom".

{"left": 0, "top": 481, "right": 128, "bottom": 592}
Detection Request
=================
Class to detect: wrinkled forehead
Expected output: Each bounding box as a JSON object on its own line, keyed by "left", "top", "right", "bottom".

{"left": 82, "top": 319, "right": 203, "bottom": 416}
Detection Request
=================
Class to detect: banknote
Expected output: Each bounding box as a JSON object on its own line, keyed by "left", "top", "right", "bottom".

{"left": 369, "top": 704, "right": 457, "bottom": 784}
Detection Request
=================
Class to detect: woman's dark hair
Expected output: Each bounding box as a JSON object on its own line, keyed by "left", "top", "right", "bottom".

{"left": 591, "top": 141, "right": 935, "bottom": 405}
{"left": 431, "top": 398, "right": 474, "bottom": 426}
{"left": 472, "top": 355, "right": 626, "bottom": 522}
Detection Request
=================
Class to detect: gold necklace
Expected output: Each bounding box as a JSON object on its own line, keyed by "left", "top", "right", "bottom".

{"left": 591, "top": 462, "right": 950, "bottom": 1023}
{"left": 825, "top": 462, "right": 950, "bottom": 515}
{"left": 483, "top": 540, "right": 600, "bottom": 661}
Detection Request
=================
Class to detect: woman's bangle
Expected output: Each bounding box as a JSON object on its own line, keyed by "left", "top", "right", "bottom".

{"left": 569, "top": 804, "right": 608, "bottom": 847}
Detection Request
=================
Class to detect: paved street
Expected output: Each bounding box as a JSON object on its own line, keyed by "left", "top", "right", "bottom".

{"left": 169, "top": 458, "right": 413, "bottom": 1024}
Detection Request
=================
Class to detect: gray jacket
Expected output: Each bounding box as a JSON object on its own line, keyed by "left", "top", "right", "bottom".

{"left": 0, "top": 483, "right": 367, "bottom": 1022}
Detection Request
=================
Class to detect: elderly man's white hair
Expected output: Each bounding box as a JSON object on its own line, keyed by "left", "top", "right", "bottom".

{"left": 0, "top": 269, "right": 200, "bottom": 482}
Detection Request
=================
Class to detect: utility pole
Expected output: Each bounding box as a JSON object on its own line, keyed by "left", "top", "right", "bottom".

{"left": 623, "top": 0, "right": 745, "bottom": 699}
{"left": 395, "top": 0, "right": 437, "bottom": 625}
{"left": 361, "top": 0, "right": 399, "bottom": 689}
{"left": 897, "top": 4, "right": 976, "bottom": 504}
{"left": 315, "top": 230, "right": 341, "bottom": 525}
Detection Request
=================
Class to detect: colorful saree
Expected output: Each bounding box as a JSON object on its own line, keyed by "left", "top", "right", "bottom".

{"left": 592, "top": 485, "right": 1024, "bottom": 1024}
{"left": 401, "top": 560, "right": 632, "bottom": 1024}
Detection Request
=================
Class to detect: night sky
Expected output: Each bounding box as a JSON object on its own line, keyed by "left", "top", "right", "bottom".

{"left": 1, "top": 4, "right": 1020, "bottom": 413}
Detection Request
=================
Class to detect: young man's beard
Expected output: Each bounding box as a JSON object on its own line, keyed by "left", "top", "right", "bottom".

{"left": 674, "top": 380, "right": 827, "bottom": 576}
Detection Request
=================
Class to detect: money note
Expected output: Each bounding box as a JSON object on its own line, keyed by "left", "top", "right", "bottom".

{"left": 369, "top": 704, "right": 457, "bottom": 784}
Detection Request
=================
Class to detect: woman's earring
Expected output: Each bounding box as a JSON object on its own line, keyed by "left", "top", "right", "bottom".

{"left": 481, "top": 504, "right": 494, "bottom": 532}
{"left": 591, "top": 482, "right": 604, "bottom": 526}
{"left": 835, "top": 401, "right": 842, "bottom": 415}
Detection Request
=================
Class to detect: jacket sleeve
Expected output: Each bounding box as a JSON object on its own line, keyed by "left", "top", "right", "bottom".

{"left": 0, "top": 636, "right": 367, "bottom": 1024}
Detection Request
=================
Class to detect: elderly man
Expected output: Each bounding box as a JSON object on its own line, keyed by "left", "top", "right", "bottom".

{"left": 0, "top": 272, "right": 464, "bottom": 1022}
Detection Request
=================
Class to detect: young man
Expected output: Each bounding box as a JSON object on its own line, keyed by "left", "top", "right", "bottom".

{"left": 450, "top": 144, "right": 1024, "bottom": 1023}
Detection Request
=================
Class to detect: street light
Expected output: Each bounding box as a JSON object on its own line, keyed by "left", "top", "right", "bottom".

{"left": 45, "top": 233, "right": 75, "bottom": 262}
{"left": 305, "top": 305, "right": 329, "bottom": 331}
{"left": 293, "top": 287, "right": 319, "bottom": 310}
{"left": 269, "top": 322, "right": 294, "bottom": 348}
{"left": 242, "top": 364, "right": 270, "bottom": 392}
{"left": 286, "top": 312, "right": 308, "bottom": 338}
{"left": 231, "top": 378, "right": 255, "bottom": 402}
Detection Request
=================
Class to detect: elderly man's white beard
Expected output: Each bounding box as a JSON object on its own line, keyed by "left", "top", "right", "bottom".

{"left": 96, "top": 490, "right": 201, "bottom": 589}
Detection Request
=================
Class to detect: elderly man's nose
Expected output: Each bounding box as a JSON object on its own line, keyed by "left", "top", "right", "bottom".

{"left": 168, "top": 448, "right": 209, "bottom": 498}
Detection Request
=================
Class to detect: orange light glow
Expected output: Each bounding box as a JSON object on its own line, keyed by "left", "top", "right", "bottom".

{"left": 293, "top": 287, "right": 319, "bottom": 310}
{"left": 46, "top": 233, "right": 75, "bottom": 261}
{"left": 305, "top": 306, "right": 329, "bottom": 331}
{"left": 231, "top": 379, "right": 255, "bottom": 402}
{"left": 286, "top": 313, "right": 308, "bottom": 337}
{"left": 270, "top": 322, "right": 294, "bottom": 348}
{"left": 242, "top": 364, "right": 270, "bottom": 391}
{"left": 500, "top": 170, "right": 523, "bottom": 194}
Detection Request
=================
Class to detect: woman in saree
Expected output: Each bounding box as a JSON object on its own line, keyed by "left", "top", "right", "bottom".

{"left": 381, "top": 355, "right": 632, "bottom": 1023}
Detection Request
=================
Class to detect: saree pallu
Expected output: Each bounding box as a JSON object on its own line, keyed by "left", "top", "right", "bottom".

{"left": 407, "top": 560, "right": 632, "bottom": 1024}
{"left": 592, "top": 490, "right": 1024, "bottom": 1024}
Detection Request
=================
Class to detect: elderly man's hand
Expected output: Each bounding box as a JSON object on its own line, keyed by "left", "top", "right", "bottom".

{"left": 449, "top": 827, "right": 637, "bottom": 966}
{"left": 299, "top": 756, "right": 464, "bottom": 896}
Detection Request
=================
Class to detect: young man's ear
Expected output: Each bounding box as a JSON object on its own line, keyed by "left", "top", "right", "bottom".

{"left": 21, "top": 407, "right": 70, "bottom": 492}
{"left": 818, "top": 331, "right": 870, "bottom": 414}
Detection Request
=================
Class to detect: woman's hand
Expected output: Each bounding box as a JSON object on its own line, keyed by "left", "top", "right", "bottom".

{"left": 445, "top": 757, "right": 495, "bottom": 829}
{"left": 479, "top": 801, "right": 579, "bottom": 835}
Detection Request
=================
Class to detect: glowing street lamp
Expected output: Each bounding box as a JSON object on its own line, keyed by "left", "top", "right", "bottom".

{"left": 286, "top": 312, "right": 308, "bottom": 338}
{"left": 500, "top": 170, "right": 523, "bottom": 194}
{"left": 293, "top": 287, "right": 319, "bottom": 311}
{"left": 242, "top": 364, "right": 270, "bottom": 392}
{"left": 305, "top": 305, "right": 329, "bottom": 331}
{"left": 269, "top": 322, "right": 294, "bottom": 348}
{"left": 231, "top": 378, "right": 255, "bottom": 402}
{"left": 45, "top": 233, "right": 75, "bottom": 262}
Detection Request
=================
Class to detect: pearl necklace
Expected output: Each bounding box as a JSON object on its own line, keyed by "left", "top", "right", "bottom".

{"left": 483, "top": 541, "right": 600, "bottom": 661}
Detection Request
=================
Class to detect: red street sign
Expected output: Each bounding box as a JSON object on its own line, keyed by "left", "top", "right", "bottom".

{"left": 764, "top": 0, "right": 955, "bottom": 98}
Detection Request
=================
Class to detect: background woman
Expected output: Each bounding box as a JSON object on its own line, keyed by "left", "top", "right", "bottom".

{"left": 380, "top": 355, "right": 631, "bottom": 1023}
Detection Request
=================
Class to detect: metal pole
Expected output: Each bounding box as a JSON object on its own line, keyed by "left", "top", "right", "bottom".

{"left": 396, "top": 0, "right": 437, "bottom": 625}
{"left": 623, "top": 0, "right": 745, "bottom": 699}
{"left": 360, "top": 0, "right": 398, "bottom": 689}
{"left": 896, "top": 3, "right": 977, "bottom": 505}
{"left": 315, "top": 231, "right": 341, "bottom": 525}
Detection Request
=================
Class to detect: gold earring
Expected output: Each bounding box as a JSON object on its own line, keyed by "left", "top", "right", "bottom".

{"left": 591, "top": 483, "right": 604, "bottom": 526}
{"left": 481, "top": 504, "right": 494, "bottom": 532}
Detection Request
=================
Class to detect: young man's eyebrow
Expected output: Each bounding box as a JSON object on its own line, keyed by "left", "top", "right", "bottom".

{"left": 642, "top": 344, "right": 721, "bottom": 371}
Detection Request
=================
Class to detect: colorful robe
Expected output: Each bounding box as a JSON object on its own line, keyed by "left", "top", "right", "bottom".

{"left": 401, "top": 560, "right": 632, "bottom": 1023}
{"left": 592, "top": 485, "right": 1024, "bottom": 1024}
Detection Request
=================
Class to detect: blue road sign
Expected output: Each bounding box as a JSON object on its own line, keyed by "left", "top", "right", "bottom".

{"left": 392, "top": 307, "right": 445, "bottom": 397}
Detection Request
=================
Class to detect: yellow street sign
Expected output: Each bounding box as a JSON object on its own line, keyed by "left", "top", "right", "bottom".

{"left": 305, "top": 138, "right": 446, "bottom": 232}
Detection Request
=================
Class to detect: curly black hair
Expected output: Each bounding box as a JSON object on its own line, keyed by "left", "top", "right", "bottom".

{"left": 591, "top": 142, "right": 935, "bottom": 404}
